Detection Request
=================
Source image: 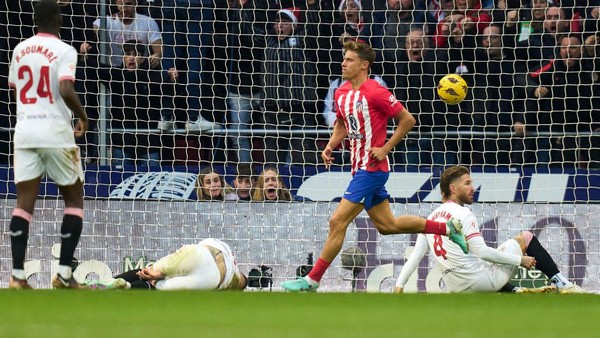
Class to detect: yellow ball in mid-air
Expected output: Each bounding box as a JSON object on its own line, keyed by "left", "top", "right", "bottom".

{"left": 437, "top": 74, "right": 468, "bottom": 105}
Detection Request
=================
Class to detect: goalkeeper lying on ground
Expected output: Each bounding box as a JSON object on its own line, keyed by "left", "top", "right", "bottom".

{"left": 85, "top": 238, "right": 247, "bottom": 291}
{"left": 395, "top": 166, "right": 586, "bottom": 294}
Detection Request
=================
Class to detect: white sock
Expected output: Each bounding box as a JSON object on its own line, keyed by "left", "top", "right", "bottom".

{"left": 550, "top": 273, "right": 572, "bottom": 288}
{"left": 305, "top": 275, "right": 319, "bottom": 285}
{"left": 12, "top": 269, "right": 26, "bottom": 280}
{"left": 58, "top": 265, "right": 72, "bottom": 279}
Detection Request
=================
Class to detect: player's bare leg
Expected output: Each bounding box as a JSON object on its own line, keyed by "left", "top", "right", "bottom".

{"left": 509, "top": 231, "right": 586, "bottom": 294}
{"left": 281, "top": 199, "right": 364, "bottom": 291}
{"left": 320, "top": 199, "right": 364, "bottom": 262}
{"left": 367, "top": 200, "right": 468, "bottom": 253}
{"left": 52, "top": 179, "right": 84, "bottom": 289}
{"left": 9, "top": 178, "right": 41, "bottom": 289}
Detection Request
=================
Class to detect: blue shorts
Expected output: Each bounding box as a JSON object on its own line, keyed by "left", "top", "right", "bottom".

{"left": 342, "top": 170, "right": 390, "bottom": 211}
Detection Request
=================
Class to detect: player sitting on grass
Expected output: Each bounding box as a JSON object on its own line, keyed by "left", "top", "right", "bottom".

{"left": 395, "top": 165, "right": 586, "bottom": 294}
{"left": 85, "top": 238, "right": 247, "bottom": 290}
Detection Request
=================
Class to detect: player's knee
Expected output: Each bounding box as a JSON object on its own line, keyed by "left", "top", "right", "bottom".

{"left": 520, "top": 231, "right": 534, "bottom": 246}
{"left": 515, "top": 231, "right": 534, "bottom": 253}
{"left": 328, "top": 216, "right": 348, "bottom": 234}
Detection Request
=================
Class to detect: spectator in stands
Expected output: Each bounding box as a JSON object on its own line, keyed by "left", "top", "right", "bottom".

{"left": 584, "top": 2, "right": 600, "bottom": 34}
{"left": 521, "top": 33, "right": 599, "bottom": 167}
{"left": 391, "top": 28, "right": 448, "bottom": 166}
{"left": 82, "top": 0, "right": 162, "bottom": 68}
{"left": 496, "top": 0, "right": 547, "bottom": 49}
{"left": 215, "top": 0, "right": 269, "bottom": 164}
{"left": 195, "top": 167, "right": 234, "bottom": 201}
{"left": 514, "top": 5, "right": 569, "bottom": 73}
{"left": 330, "top": 0, "right": 374, "bottom": 76}
{"left": 303, "top": 0, "right": 335, "bottom": 108}
{"left": 151, "top": 0, "right": 218, "bottom": 133}
{"left": 84, "top": 40, "right": 174, "bottom": 167}
{"left": 372, "top": 0, "right": 426, "bottom": 67}
{"left": 433, "top": 0, "right": 491, "bottom": 49}
{"left": 225, "top": 163, "right": 256, "bottom": 201}
{"left": 469, "top": 24, "right": 520, "bottom": 166}
{"left": 263, "top": 8, "right": 320, "bottom": 165}
{"left": 252, "top": 166, "right": 293, "bottom": 201}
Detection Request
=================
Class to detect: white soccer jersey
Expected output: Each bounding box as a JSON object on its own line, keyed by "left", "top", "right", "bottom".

{"left": 396, "top": 201, "right": 522, "bottom": 292}
{"left": 93, "top": 14, "right": 162, "bottom": 66}
{"left": 152, "top": 238, "right": 242, "bottom": 291}
{"left": 8, "top": 33, "right": 78, "bottom": 149}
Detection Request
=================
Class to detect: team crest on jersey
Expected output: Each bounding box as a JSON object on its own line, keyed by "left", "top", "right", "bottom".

{"left": 354, "top": 100, "right": 363, "bottom": 114}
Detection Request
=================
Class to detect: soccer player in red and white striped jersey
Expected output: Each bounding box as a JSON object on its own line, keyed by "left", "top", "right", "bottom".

{"left": 281, "top": 41, "right": 467, "bottom": 292}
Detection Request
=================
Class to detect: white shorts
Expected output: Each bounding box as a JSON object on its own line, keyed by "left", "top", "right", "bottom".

{"left": 462, "top": 239, "right": 522, "bottom": 292}
{"left": 155, "top": 245, "right": 221, "bottom": 290}
{"left": 14, "top": 147, "right": 84, "bottom": 186}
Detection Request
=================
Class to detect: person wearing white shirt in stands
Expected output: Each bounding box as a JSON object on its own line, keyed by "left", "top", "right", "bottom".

{"left": 83, "top": 0, "right": 162, "bottom": 67}
{"left": 87, "top": 238, "right": 247, "bottom": 290}
{"left": 395, "top": 165, "right": 586, "bottom": 294}
{"left": 7, "top": 0, "right": 88, "bottom": 289}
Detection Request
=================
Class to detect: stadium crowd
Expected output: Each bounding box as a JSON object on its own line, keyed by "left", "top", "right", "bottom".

{"left": 1, "top": 0, "right": 599, "bottom": 169}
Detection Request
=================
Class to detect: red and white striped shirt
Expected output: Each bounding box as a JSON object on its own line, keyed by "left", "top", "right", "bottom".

{"left": 335, "top": 79, "right": 404, "bottom": 174}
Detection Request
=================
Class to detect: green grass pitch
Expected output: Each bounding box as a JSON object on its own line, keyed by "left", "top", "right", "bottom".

{"left": 0, "top": 291, "right": 598, "bottom": 338}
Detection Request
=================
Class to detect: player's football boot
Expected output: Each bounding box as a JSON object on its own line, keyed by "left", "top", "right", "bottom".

{"left": 558, "top": 283, "right": 587, "bottom": 294}
{"left": 281, "top": 277, "right": 319, "bottom": 292}
{"left": 83, "top": 278, "right": 130, "bottom": 290}
{"left": 52, "top": 274, "right": 83, "bottom": 289}
{"left": 9, "top": 276, "right": 32, "bottom": 289}
{"left": 447, "top": 218, "right": 469, "bottom": 254}
{"left": 513, "top": 285, "right": 558, "bottom": 294}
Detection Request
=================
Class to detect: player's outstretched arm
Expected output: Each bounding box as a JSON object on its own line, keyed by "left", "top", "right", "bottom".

{"left": 468, "top": 236, "right": 522, "bottom": 266}
{"left": 395, "top": 234, "right": 429, "bottom": 293}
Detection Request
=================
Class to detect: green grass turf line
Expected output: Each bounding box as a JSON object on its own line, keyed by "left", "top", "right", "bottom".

{"left": 0, "top": 291, "right": 598, "bottom": 338}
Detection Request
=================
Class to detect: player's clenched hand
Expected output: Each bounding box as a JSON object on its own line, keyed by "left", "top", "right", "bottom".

{"left": 321, "top": 146, "right": 334, "bottom": 169}
{"left": 137, "top": 267, "right": 165, "bottom": 280}
{"left": 74, "top": 118, "right": 88, "bottom": 138}
{"left": 367, "top": 146, "right": 388, "bottom": 161}
{"left": 520, "top": 255, "right": 536, "bottom": 269}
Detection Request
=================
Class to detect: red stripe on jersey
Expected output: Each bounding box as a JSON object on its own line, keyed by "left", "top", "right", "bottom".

{"left": 466, "top": 233, "right": 481, "bottom": 240}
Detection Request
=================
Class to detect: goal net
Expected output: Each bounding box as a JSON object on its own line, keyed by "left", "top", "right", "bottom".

{"left": 0, "top": 0, "right": 598, "bottom": 292}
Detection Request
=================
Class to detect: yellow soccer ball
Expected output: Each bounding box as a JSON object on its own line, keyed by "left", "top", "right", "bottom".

{"left": 437, "top": 74, "right": 468, "bottom": 105}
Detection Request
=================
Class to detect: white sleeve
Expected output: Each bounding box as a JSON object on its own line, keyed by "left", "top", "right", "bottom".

{"left": 146, "top": 18, "right": 162, "bottom": 43}
{"left": 323, "top": 79, "right": 338, "bottom": 127}
{"left": 57, "top": 48, "right": 77, "bottom": 82}
{"left": 468, "top": 236, "right": 522, "bottom": 266}
{"left": 395, "top": 234, "right": 429, "bottom": 288}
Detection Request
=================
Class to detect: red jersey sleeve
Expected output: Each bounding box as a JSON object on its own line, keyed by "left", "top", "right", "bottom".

{"left": 372, "top": 85, "right": 404, "bottom": 118}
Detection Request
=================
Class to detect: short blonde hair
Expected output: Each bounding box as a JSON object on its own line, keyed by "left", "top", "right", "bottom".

{"left": 343, "top": 40, "right": 375, "bottom": 67}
